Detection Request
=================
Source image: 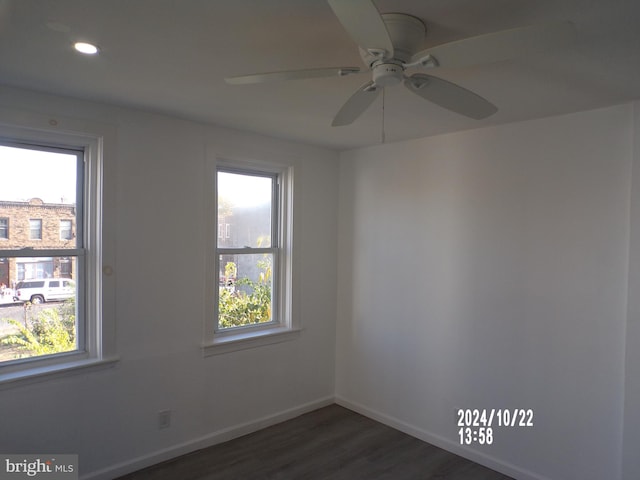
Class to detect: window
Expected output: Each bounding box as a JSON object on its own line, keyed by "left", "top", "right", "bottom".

{"left": 0, "top": 218, "right": 7, "bottom": 239}
{"left": 60, "top": 219, "right": 73, "bottom": 240}
{"left": 0, "top": 118, "right": 116, "bottom": 382}
{"left": 216, "top": 168, "right": 277, "bottom": 330}
{"left": 59, "top": 257, "right": 72, "bottom": 278}
{"left": 29, "top": 219, "right": 42, "bottom": 240}
{"left": 0, "top": 144, "right": 81, "bottom": 366}
{"left": 205, "top": 159, "right": 297, "bottom": 354}
{"left": 17, "top": 258, "right": 54, "bottom": 280}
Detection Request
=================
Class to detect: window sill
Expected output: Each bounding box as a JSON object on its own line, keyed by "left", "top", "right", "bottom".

{"left": 0, "top": 356, "right": 119, "bottom": 389}
{"left": 203, "top": 327, "right": 301, "bottom": 356}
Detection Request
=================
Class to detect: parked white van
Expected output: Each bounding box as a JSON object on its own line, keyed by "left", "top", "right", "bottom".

{"left": 14, "top": 278, "right": 75, "bottom": 304}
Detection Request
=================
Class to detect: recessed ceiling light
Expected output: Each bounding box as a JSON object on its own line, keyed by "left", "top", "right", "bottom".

{"left": 74, "top": 42, "right": 99, "bottom": 55}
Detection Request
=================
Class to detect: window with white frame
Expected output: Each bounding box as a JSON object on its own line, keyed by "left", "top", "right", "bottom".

{"left": 0, "top": 218, "right": 8, "bottom": 239}
{"left": 212, "top": 162, "right": 293, "bottom": 340}
{"left": 216, "top": 168, "right": 277, "bottom": 330}
{"left": 0, "top": 129, "right": 111, "bottom": 378}
{"left": 0, "top": 142, "right": 82, "bottom": 366}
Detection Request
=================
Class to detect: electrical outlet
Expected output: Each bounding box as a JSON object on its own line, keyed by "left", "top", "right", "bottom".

{"left": 158, "top": 410, "right": 171, "bottom": 429}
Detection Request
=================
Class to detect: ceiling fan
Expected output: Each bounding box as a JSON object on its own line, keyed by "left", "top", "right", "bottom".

{"left": 225, "top": 0, "right": 573, "bottom": 127}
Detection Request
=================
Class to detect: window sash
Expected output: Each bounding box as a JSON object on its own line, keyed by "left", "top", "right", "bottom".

{"left": 216, "top": 167, "right": 279, "bottom": 249}
{"left": 0, "top": 140, "right": 87, "bottom": 366}
{"left": 217, "top": 249, "right": 279, "bottom": 329}
{"left": 0, "top": 253, "right": 85, "bottom": 361}
{"left": 0, "top": 140, "right": 85, "bottom": 252}
{"left": 214, "top": 167, "right": 281, "bottom": 333}
{"left": 0, "top": 248, "right": 85, "bottom": 258}
{"left": 216, "top": 247, "right": 275, "bottom": 256}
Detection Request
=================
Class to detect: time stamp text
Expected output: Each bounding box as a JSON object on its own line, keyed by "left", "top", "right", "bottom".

{"left": 457, "top": 409, "right": 534, "bottom": 445}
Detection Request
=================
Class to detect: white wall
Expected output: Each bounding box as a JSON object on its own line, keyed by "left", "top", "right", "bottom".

{"left": 336, "top": 104, "right": 633, "bottom": 480}
{"left": 623, "top": 102, "right": 640, "bottom": 480}
{"left": 0, "top": 87, "right": 339, "bottom": 478}
{"left": 2, "top": 84, "right": 639, "bottom": 480}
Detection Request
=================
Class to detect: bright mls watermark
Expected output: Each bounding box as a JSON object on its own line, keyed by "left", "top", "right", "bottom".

{"left": 0, "top": 455, "right": 77, "bottom": 479}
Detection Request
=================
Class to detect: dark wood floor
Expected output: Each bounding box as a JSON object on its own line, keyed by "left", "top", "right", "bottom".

{"left": 117, "top": 404, "right": 513, "bottom": 480}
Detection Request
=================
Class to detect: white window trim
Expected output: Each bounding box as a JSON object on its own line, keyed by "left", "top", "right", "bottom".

{"left": 203, "top": 156, "right": 299, "bottom": 356}
{"left": 0, "top": 109, "right": 118, "bottom": 387}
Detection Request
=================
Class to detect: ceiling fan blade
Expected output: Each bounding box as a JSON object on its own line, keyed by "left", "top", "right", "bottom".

{"left": 327, "top": 0, "right": 394, "bottom": 59}
{"left": 410, "top": 21, "right": 575, "bottom": 69}
{"left": 332, "top": 81, "right": 380, "bottom": 126}
{"left": 225, "top": 67, "right": 361, "bottom": 85}
{"left": 405, "top": 74, "right": 497, "bottom": 119}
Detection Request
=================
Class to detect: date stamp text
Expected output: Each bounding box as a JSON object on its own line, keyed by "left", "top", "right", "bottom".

{"left": 457, "top": 408, "right": 534, "bottom": 445}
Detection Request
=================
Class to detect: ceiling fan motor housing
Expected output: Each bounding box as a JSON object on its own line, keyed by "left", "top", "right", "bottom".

{"left": 372, "top": 62, "right": 404, "bottom": 86}
{"left": 359, "top": 13, "right": 426, "bottom": 66}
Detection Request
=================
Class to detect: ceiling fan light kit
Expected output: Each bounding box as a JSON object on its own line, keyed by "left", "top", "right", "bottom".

{"left": 225, "top": 0, "right": 573, "bottom": 129}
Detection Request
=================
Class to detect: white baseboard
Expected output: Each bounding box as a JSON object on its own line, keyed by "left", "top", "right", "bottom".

{"left": 335, "top": 395, "right": 550, "bottom": 480}
{"left": 84, "top": 395, "right": 550, "bottom": 480}
{"left": 82, "top": 395, "right": 335, "bottom": 480}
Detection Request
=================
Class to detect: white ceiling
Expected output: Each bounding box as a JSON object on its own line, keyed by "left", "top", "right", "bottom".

{"left": 1, "top": 0, "right": 639, "bottom": 150}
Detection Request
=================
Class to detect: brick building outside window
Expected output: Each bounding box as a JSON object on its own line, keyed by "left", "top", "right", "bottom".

{"left": 0, "top": 197, "right": 76, "bottom": 288}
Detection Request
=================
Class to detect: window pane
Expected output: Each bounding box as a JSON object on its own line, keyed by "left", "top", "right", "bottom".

{"left": 0, "top": 256, "right": 78, "bottom": 363}
{"left": 29, "top": 219, "right": 42, "bottom": 240}
{"left": 217, "top": 171, "right": 273, "bottom": 248}
{"left": 218, "top": 253, "right": 273, "bottom": 329}
{"left": 0, "top": 218, "right": 8, "bottom": 239}
{"left": 60, "top": 220, "right": 73, "bottom": 240}
{"left": 0, "top": 145, "right": 78, "bottom": 250}
{"left": 6, "top": 256, "right": 77, "bottom": 291}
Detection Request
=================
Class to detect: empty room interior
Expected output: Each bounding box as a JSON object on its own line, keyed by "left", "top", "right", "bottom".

{"left": 1, "top": 0, "right": 640, "bottom": 479}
